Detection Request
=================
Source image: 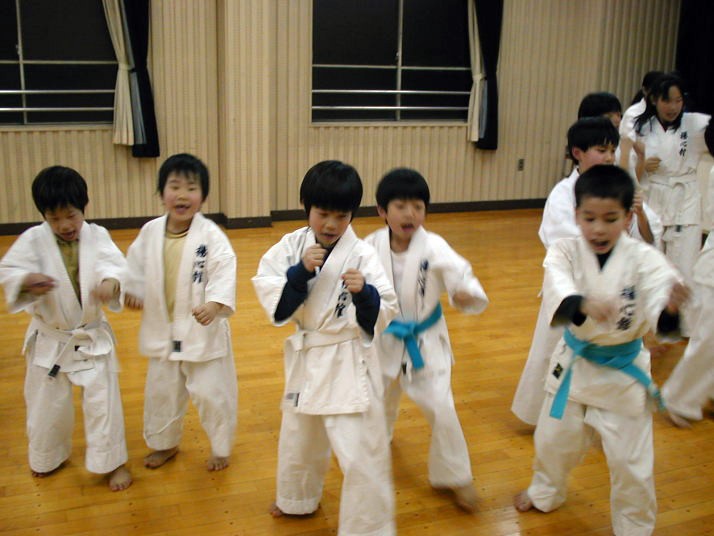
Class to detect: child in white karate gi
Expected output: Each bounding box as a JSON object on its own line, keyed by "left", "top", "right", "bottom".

{"left": 364, "top": 168, "right": 488, "bottom": 513}
{"left": 662, "top": 123, "right": 714, "bottom": 426}
{"left": 619, "top": 71, "right": 664, "bottom": 176}
{"left": 630, "top": 72, "right": 712, "bottom": 284}
{"left": 0, "top": 166, "right": 132, "bottom": 491}
{"left": 512, "top": 117, "right": 661, "bottom": 425}
{"left": 252, "top": 160, "right": 399, "bottom": 536}
{"left": 124, "top": 153, "right": 237, "bottom": 472}
{"left": 514, "top": 165, "right": 688, "bottom": 536}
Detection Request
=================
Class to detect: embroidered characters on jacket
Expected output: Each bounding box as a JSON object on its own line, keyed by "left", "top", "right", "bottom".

{"left": 192, "top": 244, "right": 208, "bottom": 283}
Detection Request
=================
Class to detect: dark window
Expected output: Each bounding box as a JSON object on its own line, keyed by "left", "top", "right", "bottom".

{"left": 0, "top": 0, "right": 116, "bottom": 125}
{"left": 312, "top": 0, "right": 471, "bottom": 122}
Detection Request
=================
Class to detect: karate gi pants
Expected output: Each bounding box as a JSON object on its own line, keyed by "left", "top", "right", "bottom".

{"left": 276, "top": 375, "right": 395, "bottom": 536}
{"left": 661, "top": 224, "right": 701, "bottom": 284}
{"left": 143, "top": 353, "right": 238, "bottom": 457}
{"left": 662, "top": 284, "right": 714, "bottom": 420}
{"left": 24, "top": 356, "right": 128, "bottom": 474}
{"left": 384, "top": 364, "right": 473, "bottom": 488}
{"left": 527, "top": 393, "right": 656, "bottom": 536}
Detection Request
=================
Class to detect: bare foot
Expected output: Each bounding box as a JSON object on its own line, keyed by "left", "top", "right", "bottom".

{"left": 667, "top": 410, "right": 692, "bottom": 429}
{"left": 108, "top": 465, "right": 132, "bottom": 491}
{"left": 514, "top": 490, "right": 535, "bottom": 512}
{"left": 452, "top": 483, "right": 477, "bottom": 513}
{"left": 206, "top": 455, "right": 229, "bottom": 471}
{"left": 268, "top": 502, "right": 318, "bottom": 518}
{"left": 144, "top": 447, "right": 179, "bottom": 469}
{"left": 31, "top": 461, "right": 67, "bottom": 478}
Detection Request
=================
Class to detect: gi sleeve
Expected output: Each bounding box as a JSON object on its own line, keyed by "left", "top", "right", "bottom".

{"left": 351, "top": 283, "right": 380, "bottom": 336}
{"left": 274, "top": 261, "right": 315, "bottom": 322}
{"left": 552, "top": 295, "right": 586, "bottom": 326}
{"left": 0, "top": 229, "right": 43, "bottom": 313}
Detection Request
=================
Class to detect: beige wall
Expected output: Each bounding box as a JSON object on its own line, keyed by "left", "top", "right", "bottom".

{"left": 0, "top": 0, "right": 681, "bottom": 228}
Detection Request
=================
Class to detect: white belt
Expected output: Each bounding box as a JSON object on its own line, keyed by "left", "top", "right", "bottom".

{"left": 288, "top": 328, "right": 360, "bottom": 352}
{"left": 35, "top": 321, "right": 104, "bottom": 377}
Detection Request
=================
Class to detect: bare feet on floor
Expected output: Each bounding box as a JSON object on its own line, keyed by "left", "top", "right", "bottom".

{"left": 452, "top": 483, "right": 478, "bottom": 513}
{"left": 206, "top": 455, "right": 229, "bottom": 471}
{"left": 108, "top": 464, "right": 132, "bottom": 491}
{"left": 667, "top": 410, "right": 692, "bottom": 428}
{"left": 268, "top": 502, "right": 317, "bottom": 518}
{"left": 144, "top": 447, "right": 179, "bottom": 469}
{"left": 514, "top": 490, "right": 535, "bottom": 512}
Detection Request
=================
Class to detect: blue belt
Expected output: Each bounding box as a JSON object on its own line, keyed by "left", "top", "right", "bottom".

{"left": 384, "top": 303, "right": 443, "bottom": 370}
{"left": 549, "top": 329, "right": 665, "bottom": 419}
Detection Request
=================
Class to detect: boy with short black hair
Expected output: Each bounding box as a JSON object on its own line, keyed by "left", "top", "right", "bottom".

{"left": 124, "top": 153, "right": 237, "bottom": 472}
{"left": 0, "top": 165, "right": 132, "bottom": 491}
{"left": 514, "top": 165, "right": 688, "bottom": 536}
{"left": 252, "top": 160, "right": 399, "bottom": 535}
{"left": 512, "top": 117, "right": 661, "bottom": 425}
{"left": 365, "top": 167, "right": 488, "bottom": 512}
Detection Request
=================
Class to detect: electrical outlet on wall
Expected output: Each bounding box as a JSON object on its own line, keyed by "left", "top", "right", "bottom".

{"left": 517, "top": 158, "right": 525, "bottom": 171}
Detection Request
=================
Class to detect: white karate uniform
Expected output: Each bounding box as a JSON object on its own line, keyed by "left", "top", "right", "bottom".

{"left": 0, "top": 222, "right": 128, "bottom": 474}
{"left": 662, "top": 233, "right": 714, "bottom": 420}
{"left": 633, "top": 112, "right": 712, "bottom": 282}
{"left": 511, "top": 169, "right": 664, "bottom": 425}
{"left": 125, "top": 213, "right": 237, "bottom": 458}
{"left": 526, "top": 233, "right": 680, "bottom": 536}
{"left": 365, "top": 226, "right": 488, "bottom": 488}
{"left": 620, "top": 99, "right": 647, "bottom": 178}
{"left": 252, "top": 225, "right": 398, "bottom": 536}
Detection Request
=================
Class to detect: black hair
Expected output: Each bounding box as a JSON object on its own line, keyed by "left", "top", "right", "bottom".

{"left": 634, "top": 72, "right": 686, "bottom": 134}
{"left": 566, "top": 117, "right": 620, "bottom": 162}
{"left": 630, "top": 70, "right": 664, "bottom": 105}
{"left": 574, "top": 164, "right": 634, "bottom": 211}
{"left": 375, "top": 167, "right": 430, "bottom": 209}
{"left": 32, "top": 165, "right": 89, "bottom": 215}
{"left": 157, "top": 153, "right": 210, "bottom": 200}
{"left": 577, "top": 92, "right": 622, "bottom": 119}
{"left": 300, "top": 160, "right": 363, "bottom": 218}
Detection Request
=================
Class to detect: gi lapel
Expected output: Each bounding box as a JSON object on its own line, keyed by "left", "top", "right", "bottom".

{"left": 303, "top": 225, "right": 358, "bottom": 329}
{"left": 40, "top": 222, "right": 83, "bottom": 326}
{"left": 400, "top": 226, "right": 428, "bottom": 321}
{"left": 172, "top": 213, "right": 207, "bottom": 338}
{"left": 77, "top": 222, "right": 98, "bottom": 324}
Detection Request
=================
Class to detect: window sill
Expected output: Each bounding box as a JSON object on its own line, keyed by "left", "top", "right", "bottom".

{"left": 309, "top": 120, "right": 468, "bottom": 128}
{"left": 0, "top": 124, "right": 113, "bottom": 133}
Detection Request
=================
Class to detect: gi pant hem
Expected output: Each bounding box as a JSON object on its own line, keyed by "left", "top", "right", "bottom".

{"left": 276, "top": 496, "right": 321, "bottom": 515}
{"left": 29, "top": 444, "right": 72, "bottom": 473}
{"left": 85, "top": 440, "right": 129, "bottom": 474}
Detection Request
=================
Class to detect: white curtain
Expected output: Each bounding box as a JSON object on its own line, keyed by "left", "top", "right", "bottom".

{"left": 103, "top": 0, "right": 134, "bottom": 145}
{"left": 467, "top": 0, "right": 483, "bottom": 143}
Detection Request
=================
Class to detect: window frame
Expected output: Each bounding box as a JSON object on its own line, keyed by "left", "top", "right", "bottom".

{"left": 0, "top": 0, "right": 117, "bottom": 128}
{"left": 311, "top": 0, "right": 472, "bottom": 125}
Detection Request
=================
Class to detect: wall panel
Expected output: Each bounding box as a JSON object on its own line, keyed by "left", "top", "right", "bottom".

{"left": 0, "top": 0, "right": 682, "bottom": 228}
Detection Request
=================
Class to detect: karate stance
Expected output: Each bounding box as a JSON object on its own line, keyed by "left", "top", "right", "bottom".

{"left": 125, "top": 153, "right": 237, "bottom": 472}
{"left": 0, "top": 166, "right": 132, "bottom": 491}
{"left": 365, "top": 168, "right": 488, "bottom": 512}
{"left": 514, "top": 165, "right": 688, "bottom": 536}
{"left": 253, "top": 160, "right": 399, "bottom": 536}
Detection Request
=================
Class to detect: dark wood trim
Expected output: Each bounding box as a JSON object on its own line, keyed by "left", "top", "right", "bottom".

{"left": 224, "top": 216, "right": 273, "bottom": 229}
{"left": 0, "top": 200, "right": 546, "bottom": 235}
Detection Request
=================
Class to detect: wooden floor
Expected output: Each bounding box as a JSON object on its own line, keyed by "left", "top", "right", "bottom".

{"left": 1, "top": 210, "right": 713, "bottom": 536}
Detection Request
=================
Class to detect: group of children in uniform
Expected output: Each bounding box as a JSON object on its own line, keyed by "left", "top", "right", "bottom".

{"left": 0, "top": 154, "right": 488, "bottom": 535}
{"left": 1, "top": 69, "right": 713, "bottom": 536}
{"left": 512, "top": 70, "right": 714, "bottom": 536}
